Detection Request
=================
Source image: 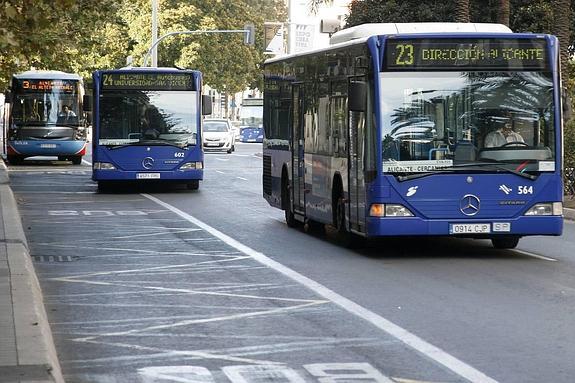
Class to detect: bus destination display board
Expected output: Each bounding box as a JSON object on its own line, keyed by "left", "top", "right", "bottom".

{"left": 15, "top": 79, "right": 77, "bottom": 93}
{"left": 385, "top": 39, "right": 548, "bottom": 71}
{"left": 101, "top": 73, "right": 196, "bottom": 91}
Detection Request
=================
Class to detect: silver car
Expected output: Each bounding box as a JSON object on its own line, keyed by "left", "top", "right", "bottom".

{"left": 202, "top": 119, "right": 235, "bottom": 153}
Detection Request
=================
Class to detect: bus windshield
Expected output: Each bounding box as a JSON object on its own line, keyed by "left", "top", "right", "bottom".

{"left": 98, "top": 90, "right": 198, "bottom": 147}
{"left": 380, "top": 71, "right": 555, "bottom": 173}
{"left": 12, "top": 86, "right": 81, "bottom": 127}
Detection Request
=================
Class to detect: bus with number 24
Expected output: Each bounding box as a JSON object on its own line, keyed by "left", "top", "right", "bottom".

{"left": 90, "top": 67, "right": 212, "bottom": 190}
{"left": 262, "top": 23, "right": 565, "bottom": 249}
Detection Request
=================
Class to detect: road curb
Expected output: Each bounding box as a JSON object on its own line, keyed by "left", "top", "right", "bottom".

{"left": 1, "top": 161, "right": 64, "bottom": 383}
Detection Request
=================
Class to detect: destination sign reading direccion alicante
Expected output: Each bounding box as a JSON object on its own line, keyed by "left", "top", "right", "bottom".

{"left": 101, "top": 73, "right": 196, "bottom": 90}
{"left": 385, "top": 38, "right": 548, "bottom": 70}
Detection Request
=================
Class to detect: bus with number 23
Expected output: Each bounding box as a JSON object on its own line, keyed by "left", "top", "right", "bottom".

{"left": 262, "top": 23, "right": 565, "bottom": 249}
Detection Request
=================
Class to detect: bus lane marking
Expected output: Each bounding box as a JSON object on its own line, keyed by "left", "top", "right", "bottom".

{"left": 142, "top": 193, "right": 499, "bottom": 383}
{"left": 511, "top": 249, "right": 557, "bottom": 262}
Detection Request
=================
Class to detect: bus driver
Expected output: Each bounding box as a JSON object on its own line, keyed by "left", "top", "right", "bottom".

{"left": 484, "top": 115, "right": 524, "bottom": 147}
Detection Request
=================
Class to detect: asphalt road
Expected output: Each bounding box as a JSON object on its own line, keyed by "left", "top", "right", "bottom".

{"left": 7, "top": 144, "right": 575, "bottom": 383}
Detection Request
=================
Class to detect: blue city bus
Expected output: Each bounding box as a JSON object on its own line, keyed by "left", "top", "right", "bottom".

{"left": 263, "top": 23, "right": 565, "bottom": 249}
{"left": 2, "top": 70, "right": 87, "bottom": 164}
{"left": 90, "top": 67, "right": 211, "bottom": 190}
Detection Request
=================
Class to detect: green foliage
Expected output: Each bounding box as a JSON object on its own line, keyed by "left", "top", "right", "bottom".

{"left": 346, "top": 0, "right": 455, "bottom": 26}
{"left": 0, "top": 0, "right": 286, "bottom": 93}
{"left": 0, "top": 0, "right": 125, "bottom": 89}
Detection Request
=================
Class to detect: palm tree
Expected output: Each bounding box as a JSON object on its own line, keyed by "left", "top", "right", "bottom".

{"left": 454, "top": 0, "right": 470, "bottom": 23}
{"left": 497, "top": 0, "right": 510, "bottom": 26}
{"left": 553, "top": 0, "right": 571, "bottom": 84}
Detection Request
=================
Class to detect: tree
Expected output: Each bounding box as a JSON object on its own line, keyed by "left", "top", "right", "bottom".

{"left": 120, "top": 0, "right": 286, "bottom": 93}
{"left": 455, "top": 1, "right": 471, "bottom": 23}
{"left": 0, "top": 0, "right": 126, "bottom": 89}
{"left": 498, "top": 0, "right": 511, "bottom": 26}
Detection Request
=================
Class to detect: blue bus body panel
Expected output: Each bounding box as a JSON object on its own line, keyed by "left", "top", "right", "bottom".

{"left": 8, "top": 140, "right": 86, "bottom": 156}
{"left": 92, "top": 145, "right": 203, "bottom": 181}
{"left": 366, "top": 173, "right": 563, "bottom": 236}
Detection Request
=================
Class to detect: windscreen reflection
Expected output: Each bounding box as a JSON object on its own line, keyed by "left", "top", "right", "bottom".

{"left": 380, "top": 71, "right": 555, "bottom": 173}
{"left": 98, "top": 91, "right": 198, "bottom": 147}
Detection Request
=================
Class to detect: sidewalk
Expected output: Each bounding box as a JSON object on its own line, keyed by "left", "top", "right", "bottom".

{"left": 0, "top": 160, "right": 63, "bottom": 383}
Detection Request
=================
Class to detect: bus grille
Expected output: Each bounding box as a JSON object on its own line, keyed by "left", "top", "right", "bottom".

{"left": 263, "top": 155, "right": 272, "bottom": 196}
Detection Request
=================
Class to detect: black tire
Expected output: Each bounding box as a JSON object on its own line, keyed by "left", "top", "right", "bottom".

{"left": 187, "top": 180, "right": 200, "bottom": 190}
{"left": 334, "top": 193, "right": 363, "bottom": 248}
{"left": 71, "top": 156, "right": 82, "bottom": 165}
{"left": 304, "top": 219, "right": 325, "bottom": 235}
{"left": 491, "top": 236, "right": 520, "bottom": 249}
{"left": 232, "top": 144, "right": 235, "bottom": 152}
{"left": 97, "top": 181, "right": 112, "bottom": 193}
{"left": 282, "top": 173, "right": 298, "bottom": 228}
{"left": 7, "top": 155, "right": 23, "bottom": 165}
{"left": 227, "top": 148, "right": 233, "bottom": 154}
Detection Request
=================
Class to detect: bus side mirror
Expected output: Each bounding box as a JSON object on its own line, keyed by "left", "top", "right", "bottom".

{"left": 349, "top": 81, "right": 366, "bottom": 112}
{"left": 562, "top": 88, "right": 572, "bottom": 122}
{"left": 4, "top": 90, "right": 12, "bottom": 103}
{"left": 202, "top": 94, "right": 212, "bottom": 116}
{"left": 83, "top": 95, "right": 92, "bottom": 112}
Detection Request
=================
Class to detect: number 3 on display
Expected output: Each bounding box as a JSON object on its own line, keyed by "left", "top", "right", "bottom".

{"left": 395, "top": 44, "right": 414, "bottom": 65}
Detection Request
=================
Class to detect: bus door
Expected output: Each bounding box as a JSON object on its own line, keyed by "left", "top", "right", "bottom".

{"left": 291, "top": 83, "right": 305, "bottom": 214}
{"left": 348, "top": 77, "right": 367, "bottom": 232}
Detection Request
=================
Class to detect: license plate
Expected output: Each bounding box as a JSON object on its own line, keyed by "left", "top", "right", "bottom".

{"left": 40, "top": 144, "right": 57, "bottom": 148}
{"left": 449, "top": 223, "right": 491, "bottom": 234}
{"left": 205, "top": 142, "right": 219, "bottom": 146}
{"left": 137, "top": 173, "right": 160, "bottom": 179}
{"left": 247, "top": 139, "right": 256, "bottom": 142}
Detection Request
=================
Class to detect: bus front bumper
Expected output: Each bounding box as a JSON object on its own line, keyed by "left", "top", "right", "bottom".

{"left": 93, "top": 169, "right": 203, "bottom": 182}
{"left": 366, "top": 215, "right": 563, "bottom": 237}
{"left": 8, "top": 141, "right": 86, "bottom": 156}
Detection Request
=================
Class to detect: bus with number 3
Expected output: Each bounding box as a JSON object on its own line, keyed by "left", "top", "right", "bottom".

{"left": 262, "top": 23, "right": 565, "bottom": 249}
{"left": 89, "top": 67, "right": 212, "bottom": 191}
{"left": 2, "top": 70, "right": 87, "bottom": 165}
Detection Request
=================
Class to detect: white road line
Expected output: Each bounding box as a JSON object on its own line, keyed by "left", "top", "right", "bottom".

{"left": 512, "top": 249, "right": 558, "bottom": 262}
{"left": 82, "top": 159, "right": 92, "bottom": 166}
{"left": 216, "top": 170, "right": 225, "bottom": 174}
{"left": 236, "top": 177, "right": 248, "bottom": 181}
{"left": 142, "top": 193, "right": 499, "bottom": 383}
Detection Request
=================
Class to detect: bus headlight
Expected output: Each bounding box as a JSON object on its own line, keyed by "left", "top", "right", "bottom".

{"left": 369, "top": 204, "right": 414, "bottom": 217}
{"left": 524, "top": 202, "right": 562, "bottom": 216}
{"left": 179, "top": 161, "right": 203, "bottom": 170}
{"left": 93, "top": 162, "right": 116, "bottom": 170}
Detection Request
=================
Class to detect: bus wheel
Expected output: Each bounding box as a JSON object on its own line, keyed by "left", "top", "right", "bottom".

{"left": 335, "top": 196, "right": 362, "bottom": 248}
{"left": 491, "top": 236, "right": 520, "bottom": 249}
{"left": 282, "top": 175, "right": 298, "bottom": 228}
{"left": 305, "top": 219, "right": 325, "bottom": 235}
{"left": 71, "top": 156, "right": 82, "bottom": 165}
{"left": 187, "top": 180, "right": 200, "bottom": 190}
{"left": 97, "top": 181, "right": 112, "bottom": 193}
{"left": 7, "top": 155, "right": 23, "bottom": 165}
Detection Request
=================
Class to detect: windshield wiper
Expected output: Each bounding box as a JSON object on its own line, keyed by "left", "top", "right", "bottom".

{"left": 396, "top": 162, "right": 537, "bottom": 182}
{"left": 107, "top": 139, "right": 186, "bottom": 150}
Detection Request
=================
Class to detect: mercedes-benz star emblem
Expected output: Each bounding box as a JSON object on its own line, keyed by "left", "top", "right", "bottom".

{"left": 460, "top": 194, "right": 480, "bottom": 216}
{"left": 142, "top": 157, "right": 155, "bottom": 169}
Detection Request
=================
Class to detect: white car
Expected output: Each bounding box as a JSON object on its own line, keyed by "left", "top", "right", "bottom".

{"left": 203, "top": 119, "right": 235, "bottom": 153}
